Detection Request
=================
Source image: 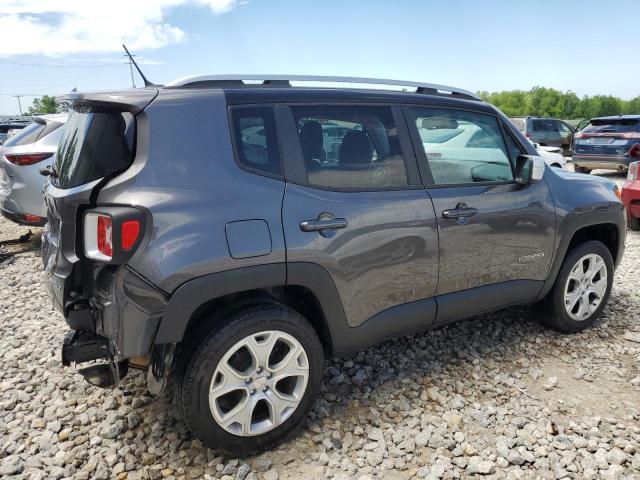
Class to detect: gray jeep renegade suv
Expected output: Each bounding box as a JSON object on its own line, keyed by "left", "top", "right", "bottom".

{"left": 42, "top": 76, "right": 626, "bottom": 455}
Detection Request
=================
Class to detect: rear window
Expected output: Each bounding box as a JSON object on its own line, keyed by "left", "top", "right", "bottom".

{"left": 4, "top": 120, "right": 63, "bottom": 147}
{"left": 4, "top": 122, "right": 45, "bottom": 147}
{"left": 54, "top": 112, "right": 135, "bottom": 189}
{"left": 583, "top": 118, "right": 640, "bottom": 133}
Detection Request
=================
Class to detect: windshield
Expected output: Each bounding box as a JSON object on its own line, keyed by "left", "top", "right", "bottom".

{"left": 54, "top": 111, "right": 135, "bottom": 189}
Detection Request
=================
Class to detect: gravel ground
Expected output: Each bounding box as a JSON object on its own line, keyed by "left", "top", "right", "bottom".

{"left": 1, "top": 171, "right": 639, "bottom": 480}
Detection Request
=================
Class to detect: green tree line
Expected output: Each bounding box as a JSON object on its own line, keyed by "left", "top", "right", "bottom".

{"left": 25, "top": 95, "right": 67, "bottom": 115}
{"left": 477, "top": 87, "right": 640, "bottom": 120}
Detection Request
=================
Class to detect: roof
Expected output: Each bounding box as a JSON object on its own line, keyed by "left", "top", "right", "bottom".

{"left": 31, "top": 113, "right": 68, "bottom": 125}
{"left": 591, "top": 114, "right": 640, "bottom": 121}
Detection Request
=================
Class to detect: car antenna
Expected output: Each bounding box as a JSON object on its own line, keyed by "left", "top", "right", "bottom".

{"left": 122, "top": 44, "right": 159, "bottom": 88}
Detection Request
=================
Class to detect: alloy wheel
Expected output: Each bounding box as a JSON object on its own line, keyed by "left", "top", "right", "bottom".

{"left": 209, "top": 330, "right": 309, "bottom": 437}
{"left": 563, "top": 253, "right": 608, "bottom": 321}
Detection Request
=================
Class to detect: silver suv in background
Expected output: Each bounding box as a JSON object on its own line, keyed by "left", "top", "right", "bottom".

{"left": 509, "top": 116, "right": 574, "bottom": 156}
{"left": 0, "top": 114, "right": 67, "bottom": 225}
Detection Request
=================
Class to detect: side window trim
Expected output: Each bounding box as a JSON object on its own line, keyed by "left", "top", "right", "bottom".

{"left": 277, "top": 103, "right": 423, "bottom": 192}
{"left": 401, "top": 106, "right": 435, "bottom": 186}
{"left": 275, "top": 105, "right": 307, "bottom": 184}
{"left": 404, "top": 105, "right": 517, "bottom": 189}
{"left": 391, "top": 105, "right": 422, "bottom": 186}
{"left": 228, "top": 104, "right": 284, "bottom": 181}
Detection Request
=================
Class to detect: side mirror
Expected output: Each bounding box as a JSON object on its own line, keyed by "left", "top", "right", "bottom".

{"left": 515, "top": 155, "right": 545, "bottom": 185}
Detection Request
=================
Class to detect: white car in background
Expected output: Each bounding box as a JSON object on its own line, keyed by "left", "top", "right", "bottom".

{"left": 418, "top": 118, "right": 569, "bottom": 175}
{"left": 530, "top": 141, "right": 567, "bottom": 169}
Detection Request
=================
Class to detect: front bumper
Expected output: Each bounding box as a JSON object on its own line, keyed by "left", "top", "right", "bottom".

{"left": 573, "top": 155, "right": 632, "bottom": 171}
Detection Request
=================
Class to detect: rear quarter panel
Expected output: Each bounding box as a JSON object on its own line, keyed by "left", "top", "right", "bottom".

{"left": 95, "top": 89, "right": 286, "bottom": 293}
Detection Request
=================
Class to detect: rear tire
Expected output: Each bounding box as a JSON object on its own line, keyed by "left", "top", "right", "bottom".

{"left": 574, "top": 166, "right": 591, "bottom": 174}
{"left": 541, "top": 240, "right": 614, "bottom": 333}
{"left": 629, "top": 215, "right": 640, "bottom": 231}
{"left": 177, "top": 303, "right": 324, "bottom": 456}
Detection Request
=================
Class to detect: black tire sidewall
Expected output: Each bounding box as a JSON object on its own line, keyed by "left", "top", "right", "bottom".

{"left": 548, "top": 240, "right": 614, "bottom": 332}
{"left": 179, "top": 304, "right": 324, "bottom": 456}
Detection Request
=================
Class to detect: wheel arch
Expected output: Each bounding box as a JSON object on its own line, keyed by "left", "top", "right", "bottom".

{"left": 537, "top": 213, "right": 624, "bottom": 301}
{"left": 154, "top": 263, "right": 347, "bottom": 356}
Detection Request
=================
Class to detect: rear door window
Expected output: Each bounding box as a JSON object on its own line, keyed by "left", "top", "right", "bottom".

{"left": 290, "top": 105, "right": 408, "bottom": 190}
{"left": 54, "top": 112, "right": 135, "bottom": 189}
{"left": 411, "top": 107, "right": 513, "bottom": 185}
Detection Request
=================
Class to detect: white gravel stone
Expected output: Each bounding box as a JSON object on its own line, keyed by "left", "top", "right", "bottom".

{"left": 0, "top": 181, "right": 639, "bottom": 478}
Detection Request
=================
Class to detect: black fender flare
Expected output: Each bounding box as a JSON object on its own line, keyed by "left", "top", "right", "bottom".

{"left": 536, "top": 206, "right": 625, "bottom": 301}
{"left": 154, "top": 264, "right": 287, "bottom": 344}
{"left": 154, "top": 262, "right": 352, "bottom": 352}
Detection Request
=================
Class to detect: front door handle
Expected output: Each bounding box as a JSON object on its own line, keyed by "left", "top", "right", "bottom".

{"left": 300, "top": 217, "right": 348, "bottom": 232}
{"left": 442, "top": 203, "right": 479, "bottom": 220}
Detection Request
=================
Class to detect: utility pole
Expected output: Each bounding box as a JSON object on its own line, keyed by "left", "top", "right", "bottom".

{"left": 124, "top": 53, "right": 136, "bottom": 88}
{"left": 13, "top": 95, "right": 23, "bottom": 115}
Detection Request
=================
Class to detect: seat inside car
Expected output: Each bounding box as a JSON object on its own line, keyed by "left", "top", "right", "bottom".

{"left": 339, "top": 130, "right": 373, "bottom": 165}
{"left": 299, "top": 121, "right": 326, "bottom": 167}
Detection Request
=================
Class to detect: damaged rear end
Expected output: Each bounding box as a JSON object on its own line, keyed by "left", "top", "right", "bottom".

{"left": 43, "top": 88, "right": 170, "bottom": 389}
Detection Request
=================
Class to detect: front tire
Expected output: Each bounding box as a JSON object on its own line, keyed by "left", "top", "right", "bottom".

{"left": 574, "top": 166, "right": 591, "bottom": 174}
{"left": 541, "top": 240, "right": 614, "bottom": 332}
{"left": 177, "top": 303, "right": 324, "bottom": 456}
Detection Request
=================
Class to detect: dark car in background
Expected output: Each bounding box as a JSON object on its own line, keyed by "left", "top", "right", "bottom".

{"left": 509, "top": 117, "right": 574, "bottom": 156}
{"left": 573, "top": 115, "right": 640, "bottom": 174}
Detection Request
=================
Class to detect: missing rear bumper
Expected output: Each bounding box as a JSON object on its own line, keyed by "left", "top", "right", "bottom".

{"left": 62, "top": 330, "right": 129, "bottom": 388}
{"left": 61, "top": 330, "right": 110, "bottom": 366}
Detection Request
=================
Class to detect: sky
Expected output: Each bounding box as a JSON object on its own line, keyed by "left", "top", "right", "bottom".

{"left": 1, "top": 0, "right": 639, "bottom": 115}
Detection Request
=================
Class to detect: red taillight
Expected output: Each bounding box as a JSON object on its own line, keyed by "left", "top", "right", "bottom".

{"left": 84, "top": 213, "right": 113, "bottom": 261}
{"left": 574, "top": 132, "right": 584, "bottom": 139}
{"left": 84, "top": 210, "right": 143, "bottom": 262}
{"left": 629, "top": 161, "right": 639, "bottom": 181}
{"left": 4, "top": 152, "right": 53, "bottom": 166}
{"left": 22, "top": 214, "right": 44, "bottom": 223}
{"left": 97, "top": 215, "right": 113, "bottom": 258}
{"left": 121, "top": 220, "right": 140, "bottom": 251}
{"left": 629, "top": 143, "right": 640, "bottom": 160}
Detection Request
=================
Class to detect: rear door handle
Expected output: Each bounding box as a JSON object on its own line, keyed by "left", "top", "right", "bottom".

{"left": 442, "top": 203, "right": 479, "bottom": 220}
{"left": 300, "top": 218, "right": 348, "bottom": 232}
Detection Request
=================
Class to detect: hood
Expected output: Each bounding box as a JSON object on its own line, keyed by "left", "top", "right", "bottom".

{"left": 552, "top": 168, "right": 617, "bottom": 188}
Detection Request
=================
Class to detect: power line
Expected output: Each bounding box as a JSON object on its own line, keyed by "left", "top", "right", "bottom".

{"left": 0, "top": 93, "right": 48, "bottom": 96}
{"left": 0, "top": 60, "right": 128, "bottom": 68}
